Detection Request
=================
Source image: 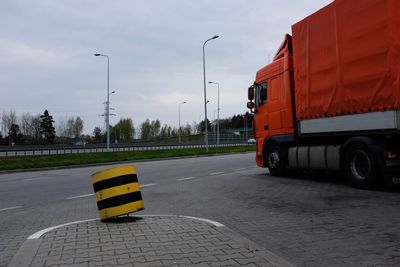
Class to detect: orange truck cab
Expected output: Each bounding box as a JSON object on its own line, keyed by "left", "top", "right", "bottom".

{"left": 247, "top": 0, "right": 400, "bottom": 189}
{"left": 250, "top": 34, "right": 295, "bottom": 168}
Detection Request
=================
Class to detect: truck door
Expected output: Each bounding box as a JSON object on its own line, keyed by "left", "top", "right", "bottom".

{"left": 254, "top": 81, "right": 268, "bottom": 157}
{"left": 268, "top": 75, "right": 283, "bottom": 131}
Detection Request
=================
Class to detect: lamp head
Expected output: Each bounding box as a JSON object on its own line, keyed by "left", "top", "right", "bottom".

{"left": 212, "top": 35, "right": 219, "bottom": 39}
{"left": 94, "top": 53, "right": 101, "bottom": 56}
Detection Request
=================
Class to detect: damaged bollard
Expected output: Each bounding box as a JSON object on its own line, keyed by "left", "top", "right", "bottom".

{"left": 91, "top": 165, "right": 144, "bottom": 221}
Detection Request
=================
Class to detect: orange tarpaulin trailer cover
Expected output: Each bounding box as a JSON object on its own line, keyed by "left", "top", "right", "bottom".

{"left": 292, "top": 0, "right": 400, "bottom": 120}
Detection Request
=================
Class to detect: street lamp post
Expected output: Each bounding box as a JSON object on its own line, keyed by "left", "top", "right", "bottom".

{"left": 208, "top": 81, "right": 220, "bottom": 146}
{"left": 178, "top": 101, "right": 187, "bottom": 144}
{"left": 213, "top": 109, "right": 219, "bottom": 144}
{"left": 203, "top": 35, "right": 219, "bottom": 152}
{"left": 94, "top": 53, "right": 110, "bottom": 150}
{"left": 244, "top": 113, "right": 247, "bottom": 140}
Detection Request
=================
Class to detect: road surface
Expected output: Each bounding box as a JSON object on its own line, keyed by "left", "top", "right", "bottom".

{"left": 1, "top": 153, "right": 399, "bottom": 266}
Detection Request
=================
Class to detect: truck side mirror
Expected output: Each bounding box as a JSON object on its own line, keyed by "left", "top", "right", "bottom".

{"left": 247, "top": 101, "right": 255, "bottom": 110}
{"left": 248, "top": 85, "right": 254, "bottom": 101}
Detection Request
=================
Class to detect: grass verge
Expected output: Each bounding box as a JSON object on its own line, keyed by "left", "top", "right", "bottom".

{"left": 0, "top": 145, "right": 255, "bottom": 171}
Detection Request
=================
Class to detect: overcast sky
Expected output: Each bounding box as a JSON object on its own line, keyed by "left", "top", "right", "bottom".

{"left": 0, "top": 0, "right": 332, "bottom": 135}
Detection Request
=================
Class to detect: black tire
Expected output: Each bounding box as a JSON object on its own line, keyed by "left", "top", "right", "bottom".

{"left": 265, "top": 143, "right": 287, "bottom": 176}
{"left": 344, "top": 143, "right": 380, "bottom": 189}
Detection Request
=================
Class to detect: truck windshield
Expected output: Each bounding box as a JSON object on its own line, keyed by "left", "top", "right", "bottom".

{"left": 255, "top": 82, "right": 267, "bottom": 107}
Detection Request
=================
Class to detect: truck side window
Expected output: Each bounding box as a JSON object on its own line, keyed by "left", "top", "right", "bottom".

{"left": 256, "top": 82, "right": 267, "bottom": 107}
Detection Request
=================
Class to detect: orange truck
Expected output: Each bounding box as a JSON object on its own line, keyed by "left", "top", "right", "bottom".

{"left": 247, "top": 0, "right": 400, "bottom": 189}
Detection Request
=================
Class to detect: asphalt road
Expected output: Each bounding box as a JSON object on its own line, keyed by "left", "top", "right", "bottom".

{"left": 1, "top": 153, "right": 400, "bottom": 266}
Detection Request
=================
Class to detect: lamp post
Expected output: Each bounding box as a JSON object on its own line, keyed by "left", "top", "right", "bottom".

{"left": 213, "top": 109, "right": 219, "bottom": 144}
{"left": 244, "top": 112, "right": 248, "bottom": 141}
{"left": 94, "top": 53, "right": 110, "bottom": 150}
{"left": 203, "top": 35, "right": 219, "bottom": 152}
{"left": 178, "top": 101, "right": 187, "bottom": 144}
{"left": 208, "top": 81, "right": 220, "bottom": 146}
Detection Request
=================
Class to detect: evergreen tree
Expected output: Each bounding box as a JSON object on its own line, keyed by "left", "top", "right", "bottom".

{"left": 8, "top": 123, "right": 21, "bottom": 144}
{"left": 93, "top": 127, "right": 103, "bottom": 143}
{"left": 197, "top": 119, "right": 211, "bottom": 133}
{"left": 39, "top": 110, "right": 56, "bottom": 144}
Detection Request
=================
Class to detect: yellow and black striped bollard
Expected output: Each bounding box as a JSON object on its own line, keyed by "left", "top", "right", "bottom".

{"left": 91, "top": 165, "right": 144, "bottom": 221}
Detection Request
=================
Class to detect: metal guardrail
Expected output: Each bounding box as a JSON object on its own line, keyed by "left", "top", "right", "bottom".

{"left": 0, "top": 142, "right": 249, "bottom": 158}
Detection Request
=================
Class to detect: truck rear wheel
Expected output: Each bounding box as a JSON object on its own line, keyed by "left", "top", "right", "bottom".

{"left": 266, "top": 143, "right": 287, "bottom": 176}
{"left": 344, "top": 143, "right": 380, "bottom": 189}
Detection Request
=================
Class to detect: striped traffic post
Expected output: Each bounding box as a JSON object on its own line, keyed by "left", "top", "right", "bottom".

{"left": 91, "top": 165, "right": 144, "bottom": 221}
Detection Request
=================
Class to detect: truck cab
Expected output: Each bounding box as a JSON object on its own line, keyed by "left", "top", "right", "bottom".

{"left": 249, "top": 34, "right": 296, "bottom": 168}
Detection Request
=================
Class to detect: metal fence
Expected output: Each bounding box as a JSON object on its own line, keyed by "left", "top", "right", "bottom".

{"left": 0, "top": 142, "right": 251, "bottom": 158}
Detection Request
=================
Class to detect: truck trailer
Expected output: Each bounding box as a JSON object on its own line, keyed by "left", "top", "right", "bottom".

{"left": 246, "top": 0, "right": 400, "bottom": 189}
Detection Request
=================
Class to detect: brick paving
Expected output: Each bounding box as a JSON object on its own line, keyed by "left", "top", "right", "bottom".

{"left": 9, "top": 215, "right": 292, "bottom": 267}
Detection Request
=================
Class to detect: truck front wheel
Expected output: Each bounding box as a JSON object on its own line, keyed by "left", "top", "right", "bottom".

{"left": 266, "top": 143, "right": 287, "bottom": 176}
{"left": 344, "top": 144, "right": 380, "bottom": 189}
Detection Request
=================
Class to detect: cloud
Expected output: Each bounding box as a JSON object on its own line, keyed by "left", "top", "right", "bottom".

{"left": 0, "top": 0, "right": 333, "bottom": 134}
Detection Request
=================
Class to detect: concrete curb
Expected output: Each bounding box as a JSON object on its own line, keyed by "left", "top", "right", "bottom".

{"left": 8, "top": 214, "right": 295, "bottom": 267}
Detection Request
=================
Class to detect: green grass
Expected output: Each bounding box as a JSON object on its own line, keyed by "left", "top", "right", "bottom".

{"left": 0, "top": 145, "right": 255, "bottom": 171}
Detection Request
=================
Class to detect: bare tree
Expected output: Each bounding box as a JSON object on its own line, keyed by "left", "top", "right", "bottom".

{"left": 20, "top": 113, "right": 33, "bottom": 136}
{"left": 72, "top": 117, "right": 84, "bottom": 138}
{"left": 57, "top": 117, "right": 68, "bottom": 137}
{"left": 31, "top": 115, "right": 42, "bottom": 142}
{"left": 183, "top": 123, "right": 192, "bottom": 135}
{"left": 66, "top": 118, "right": 74, "bottom": 137}
{"left": 57, "top": 116, "right": 84, "bottom": 138}
{"left": 1, "top": 110, "right": 17, "bottom": 136}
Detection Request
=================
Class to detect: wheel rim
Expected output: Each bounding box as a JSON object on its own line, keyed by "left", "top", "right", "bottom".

{"left": 268, "top": 150, "right": 280, "bottom": 169}
{"left": 350, "top": 149, "right": 371, "bottom": 180}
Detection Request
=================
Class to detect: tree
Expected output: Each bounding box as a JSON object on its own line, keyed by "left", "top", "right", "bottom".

{"left": 66, "top": 118, "right": 74, "bottom": 137}
{"left": 72, "top": 117, "right": 84, "bottom": 138}
{"left": 1, "top": 110, "right": 17, "bottom": 136}
{"left": 31, "top": 116, "right": 42, "bottom": 144}
{"left": 18, "top": 113, "right": 41, "bottom": 144}
{"left": 112, "top": 118, "right": 135, "bottom": 142}
{"left": 197, "top": 119, "right": 211, "bottom": 133}
{"left": 93, "top": 127, "right": 103, "bottom": 143}
{"left": 8, "top": 124, "right": 21, "bottom": 144}
{"left": 19, "top": 113, "right": 33, "bottom": 136}
{"left": 183, "top": 123, "right": 192, "bottom": 135}
{"left": 160, "top": 124, "right": 169, "bottom": 138}
{"left": 40, "top": 110, "right": 56, "bottom": 144}
{"left": 59, "top": 116, "right": 84, "bottom": 138}
{"left": 139, "top": 119, "right": 162, "bottom": 140}
{"left": 151, "top": 119, "right": 161, "bottom": 138}
{"left": 140, "top": 119, "right": 152, "bottom": 140}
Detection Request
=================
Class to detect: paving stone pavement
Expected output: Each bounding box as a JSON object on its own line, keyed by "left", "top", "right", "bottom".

{"left": 8, "top": 215, "right": 294, "bottom": 267}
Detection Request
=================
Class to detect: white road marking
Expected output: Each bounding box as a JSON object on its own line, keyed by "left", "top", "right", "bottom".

{"left": 28, "top": 219, "right": 98, "bottom": 239}
{"left": 180, "top": 215, "right": 225, "bottom": 227}
{"left": 139, "top": 215, "right": 225, "bottom": 227}
{"left": 28, "top": 214, "right": 225, "bottom": 240}
{"left": 209, "top": 171, "right": 225, "bottom": 176}
{"left": 234, "top": 168, "right": 246, "bottom": 171}
{"left": 0, "top": 206, "right": 23, "bottom": 212}
{"left": 141, "top": 183, "right": 157, "bottom": 188}
{"left": 24, "top": 177, "right": 49, "bottom": 181}
{"left": 65, "top": 193, "right": 94, "bottom": 200}
{"left": 176, "top": 177, "right": 196, "bottom": 181}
